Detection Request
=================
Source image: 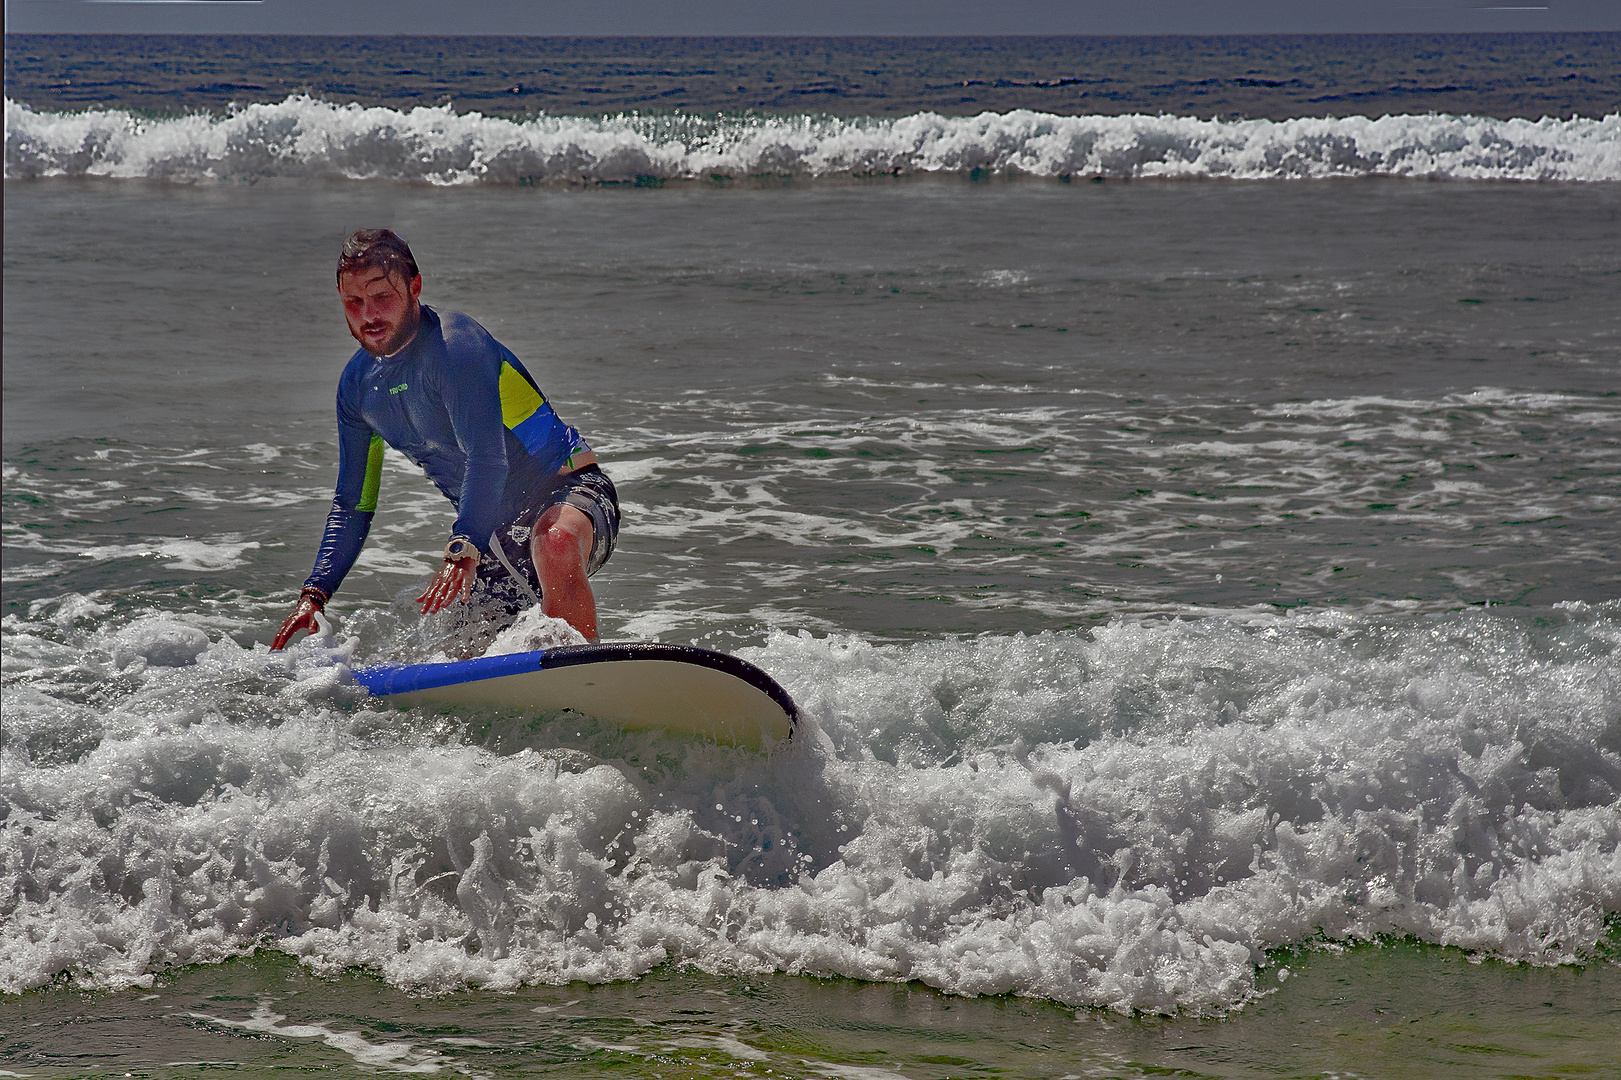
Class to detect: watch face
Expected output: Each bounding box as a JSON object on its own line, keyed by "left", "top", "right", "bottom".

{"left": 445, "top": 539, "right": 474, "bottom": 561}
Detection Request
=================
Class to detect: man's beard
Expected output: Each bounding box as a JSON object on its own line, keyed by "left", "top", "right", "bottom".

{"left": 356, "top": 305, "right": 420, "bottom": 358}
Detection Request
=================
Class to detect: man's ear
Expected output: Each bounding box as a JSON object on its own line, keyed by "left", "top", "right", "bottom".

{"left": 409, "top": 274, "right": 423, "bottom": 301}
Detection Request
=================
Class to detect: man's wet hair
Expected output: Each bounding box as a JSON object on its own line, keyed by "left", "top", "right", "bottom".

{"left": 337, "top": 229, "right": 419, "bottom": 285}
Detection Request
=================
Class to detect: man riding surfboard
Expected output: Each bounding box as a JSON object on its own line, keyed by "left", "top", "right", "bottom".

{"left": 273, "top": 229, "right": 617, "bottom": 649}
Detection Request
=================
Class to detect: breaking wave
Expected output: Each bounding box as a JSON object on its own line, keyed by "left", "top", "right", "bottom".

{"left": 6, "top": 95, "right": 1619, "bottom": 184}
{"left": 4, "top": 601, "right": 1619, "bottom": 1013}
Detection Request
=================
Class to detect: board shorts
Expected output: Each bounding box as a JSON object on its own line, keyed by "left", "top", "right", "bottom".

{"left": 473, "top": 464, "right": 619, "bottom": 606}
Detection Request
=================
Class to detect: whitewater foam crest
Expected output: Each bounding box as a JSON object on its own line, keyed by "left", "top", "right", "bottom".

{"left": 3, "top": 602, "right": 1617, "bottom": 1013}
{"left": 7, "top": 96, "right": 1618, "bottom": 183}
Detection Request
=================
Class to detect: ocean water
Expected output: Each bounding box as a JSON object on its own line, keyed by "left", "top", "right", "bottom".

{"left": 6, "top": 32, "right": 1619, "bottom": 119}
{"left": 5, "top": 34, "right": 1621, "bottom": 1078}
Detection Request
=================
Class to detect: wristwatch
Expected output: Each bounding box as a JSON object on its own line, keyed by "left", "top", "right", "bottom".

{"left": 443, "top": 536, "right": 477, "bottom": 563}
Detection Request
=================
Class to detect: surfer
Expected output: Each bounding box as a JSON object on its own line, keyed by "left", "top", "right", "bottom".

{"left": 272, "top": 229, "right": 618, "bottom": 649}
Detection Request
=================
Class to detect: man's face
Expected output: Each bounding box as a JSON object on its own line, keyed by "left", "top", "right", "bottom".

{"left": 338, "top": 267, "right": 422, "bottom": 357}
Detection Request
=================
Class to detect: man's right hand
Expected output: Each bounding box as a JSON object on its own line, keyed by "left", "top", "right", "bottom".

{"left": 272, "top": 587, "right": 327, "bottom": 650}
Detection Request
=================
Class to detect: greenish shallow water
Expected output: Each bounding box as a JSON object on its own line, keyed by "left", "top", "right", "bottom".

{"left": 5, "top": 944, "right": 1618, "bottom": 1078}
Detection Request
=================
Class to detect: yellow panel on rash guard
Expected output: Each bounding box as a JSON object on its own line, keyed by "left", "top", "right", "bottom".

{"left": 499, "top": 361, "right": 546, "bottom": 429}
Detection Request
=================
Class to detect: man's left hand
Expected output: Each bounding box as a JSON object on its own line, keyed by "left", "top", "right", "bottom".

{"left": 417, "top": 555, "right": 477, "bottom": 614}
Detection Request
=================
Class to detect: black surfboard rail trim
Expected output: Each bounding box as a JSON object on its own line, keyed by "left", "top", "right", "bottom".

{"left": 352, "top": 641, "right": 799, "bottom": 729}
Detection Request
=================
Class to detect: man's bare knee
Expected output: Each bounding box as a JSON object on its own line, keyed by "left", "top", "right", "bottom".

{"left": 538, "top": 524, "right": 586, "bottom": 572}
{"left": 533, "top": 505, "right": 593, "bottom": 575}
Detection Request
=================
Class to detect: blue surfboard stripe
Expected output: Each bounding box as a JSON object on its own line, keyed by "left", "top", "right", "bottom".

{"left": 352, "top": 641, "right": 800, "bottom": 725}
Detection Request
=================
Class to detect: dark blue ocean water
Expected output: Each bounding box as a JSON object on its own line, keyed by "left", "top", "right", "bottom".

{"left": 6, "top": 32, "right": 1619, "bottom": 119}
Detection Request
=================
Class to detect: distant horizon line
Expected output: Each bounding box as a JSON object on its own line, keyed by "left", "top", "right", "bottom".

{"left": 6, "top": 29, "right": 1620, "bottom": 39}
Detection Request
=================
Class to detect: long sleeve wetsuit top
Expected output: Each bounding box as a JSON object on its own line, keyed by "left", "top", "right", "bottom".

{"left": 303, "top": 306, "right": 590, "bottom": 599}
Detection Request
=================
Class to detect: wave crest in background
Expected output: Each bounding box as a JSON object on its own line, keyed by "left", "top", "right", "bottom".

{"left": 6, "top": 96, "right": 1619, "bottom": 183}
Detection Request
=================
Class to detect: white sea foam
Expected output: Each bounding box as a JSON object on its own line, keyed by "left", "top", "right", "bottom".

{"left": 485, "top": 607, "right": 589, "bottom": 655}
{"left": 192, "top": 1003, "right": 457, "bottom": 1073}
{"left": 3, "top": 602, "right": 1617, "bottom": 1013}
{"left": 65, "top": 537, "right": 263, "bottom": 572}
{"left": 6, "top": 96, "right": 1617, "bottom": 184}
{"left": 109, "top": 616, "right": 211, "bottom": 668}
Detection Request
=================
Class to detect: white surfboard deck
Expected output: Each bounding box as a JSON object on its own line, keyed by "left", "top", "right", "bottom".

{"left": 352, "top": 642, "right": 797, "bottom": 749}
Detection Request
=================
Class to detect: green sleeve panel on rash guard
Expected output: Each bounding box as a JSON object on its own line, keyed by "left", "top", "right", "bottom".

{"left": 357, "top": 434, "right": 385, "bottom": 514}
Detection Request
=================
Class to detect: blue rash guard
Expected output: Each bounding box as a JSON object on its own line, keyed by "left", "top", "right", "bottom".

{"left": 303, "top": 305, "right": 591, "bottom": 599}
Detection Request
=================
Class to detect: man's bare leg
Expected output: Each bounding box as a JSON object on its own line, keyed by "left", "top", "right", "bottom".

{"left": 531, "top": 503, "right": 598, "bottom": 642}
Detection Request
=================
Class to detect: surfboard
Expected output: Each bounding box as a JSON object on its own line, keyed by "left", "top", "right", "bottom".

{"left": 352, "top": 642, "right": 797, "bottom": 749}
